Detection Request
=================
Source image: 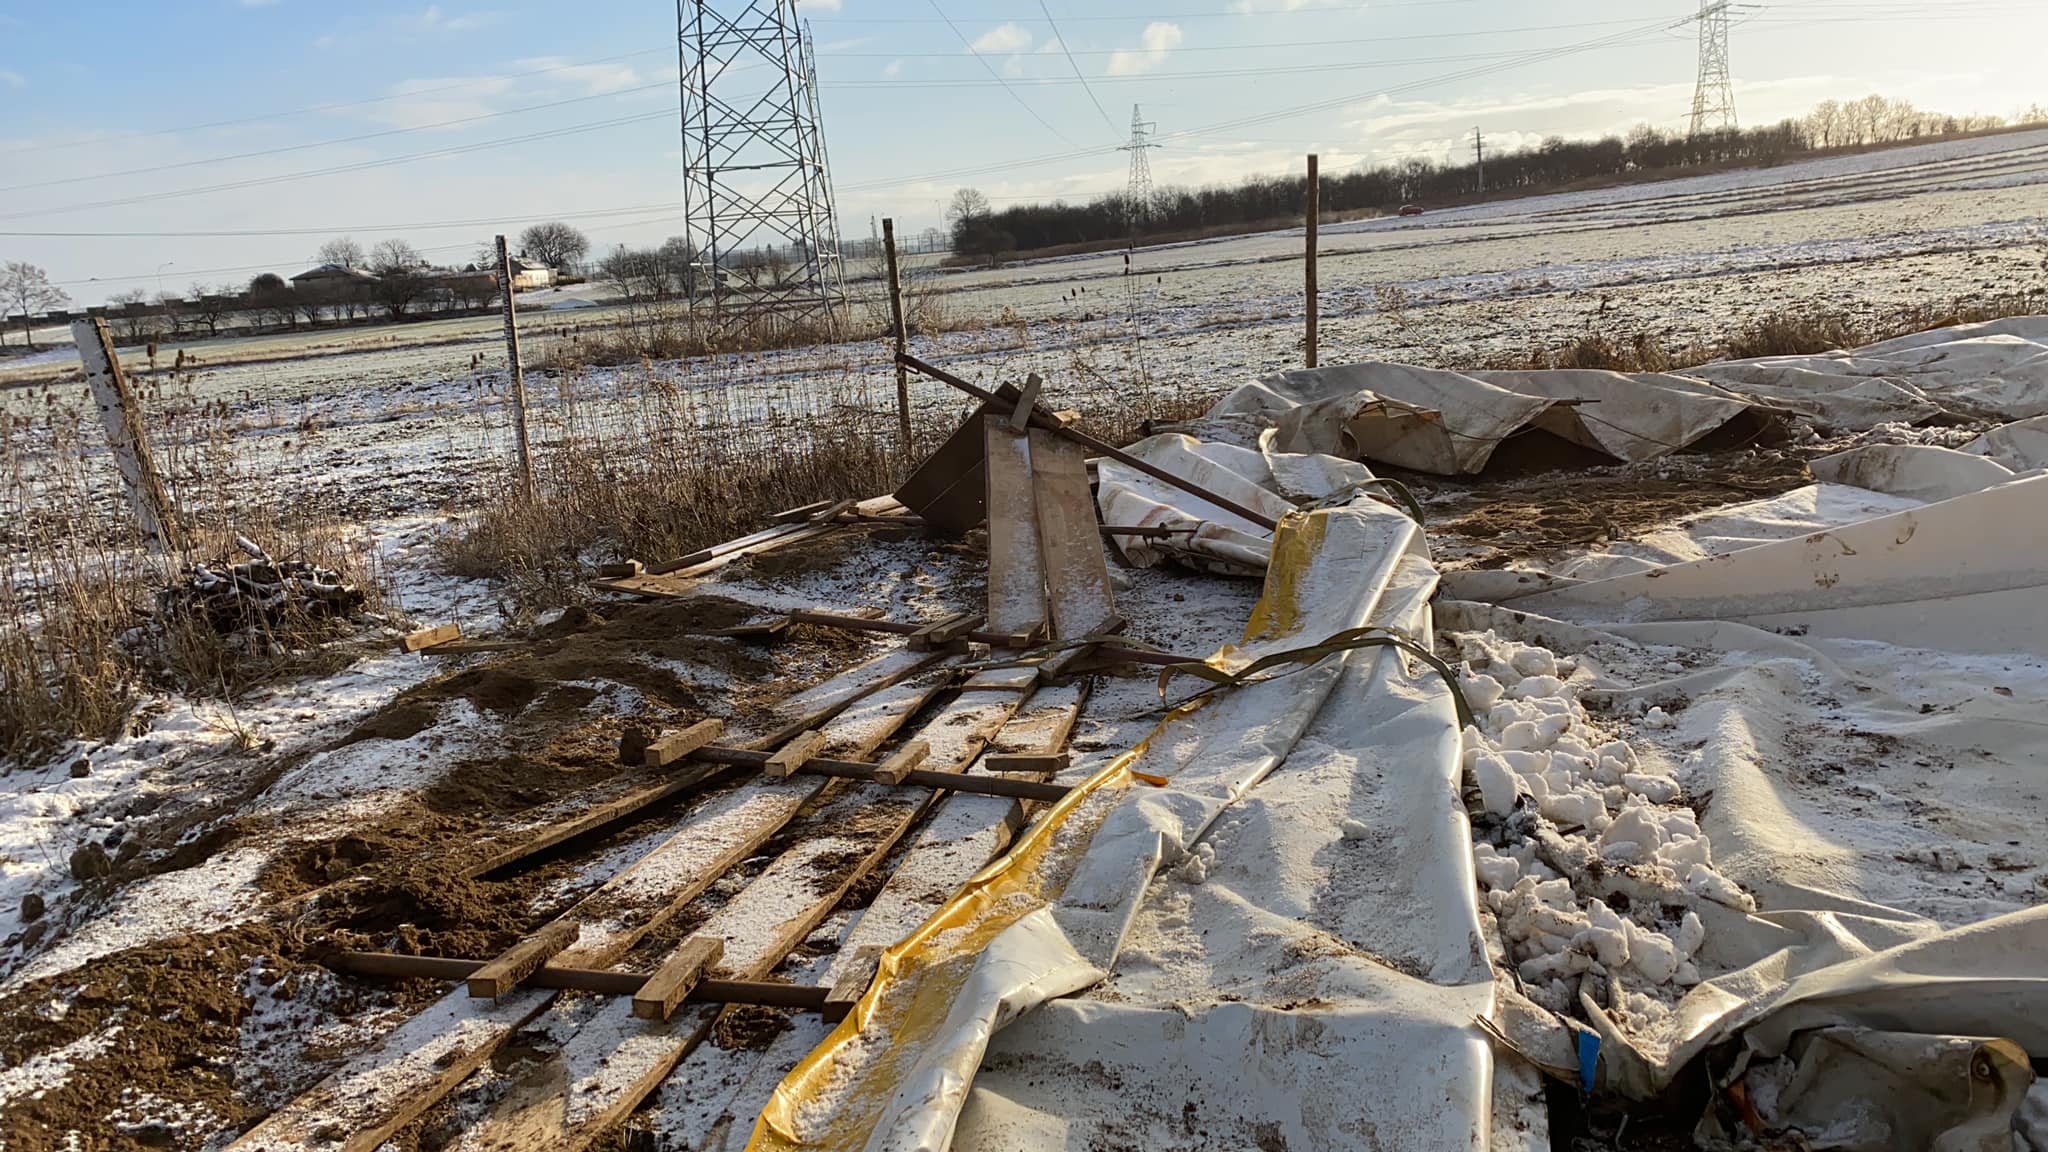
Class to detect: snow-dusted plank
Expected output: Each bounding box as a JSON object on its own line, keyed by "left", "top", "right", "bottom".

{"left": 1029, "top": 430, "right": 1118, "bottom": 641}
{"left": 446, "top": 689, "right": 1031, "bottom": 1152}
{"left": 984, "top": 417, "right": 1046, "bottom": 637}
{"left": 653, "top": 686, "right": 1083, "bottom": 1151}
{"left": 229, "top": 655, "right": 934, "bottom": 1152}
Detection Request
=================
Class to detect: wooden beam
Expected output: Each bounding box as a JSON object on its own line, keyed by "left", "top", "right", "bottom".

{"left": 467, "top": 921, "right": 580, "bottom": 998}
{"left": 418, "top": 639, "right": 529, "bottom": 656}
{"left": 1007, "top": 371, "right": 1044, "bottom": 432}
{"left": 595, "top": 560, "right": 644, "bottom": 579}
{"left": 401, "top": 622, "right": 461, "bottom": 652}
{"left": 898, "top": 353, "right": 1282, "bottom": 532}
{"left": 683, "top": 744, "right": 1069, "bottom": 802}
{"left": 323, "top": 951, "right": 826, "bottom": 1011}
{"left": 1030, "top": 428, "right": 1119, "bottom": 641}
{"left": 822, "top": 946, "right": 883, "bottom": 1023}
{"left": 632, "top": 935, "right": 725, "bottom": 1021}
{"left": 770, "top": 498, "right": 835, "bottom": 523}
{"left": 765, "top": 730, "right": 827, "bottom": 778}
{"left": 907, "top": 611, "right": 981, "bottom": 652}
{"left": 985, "top": 415, "right": 1048, "bottom": 637}
{"left": 644, "top": 719, "right": 724, "bottom": 769}
{"left": 648, "top": 547, "right": 716, "bottom": 576}
{"left": 873, "top": 740, "right": 930, "bottom": 785}
{"left": 983, "top": 752, "right": 1069, "bottom": 774}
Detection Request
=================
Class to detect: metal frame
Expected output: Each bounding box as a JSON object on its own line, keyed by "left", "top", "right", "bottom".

{"left": 1119, "top": 104, "right": 1159, "bottom": 228}
{"left": 1687, "top": 0, "right": 1737, "bottom": 137}
{"left": 675, "top": 0, "right": 844, "bottom": 326}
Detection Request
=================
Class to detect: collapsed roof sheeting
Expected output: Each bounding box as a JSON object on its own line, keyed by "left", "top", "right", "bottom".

{"left": 1208, "top": 361, "right": 1760, "bottom": 475}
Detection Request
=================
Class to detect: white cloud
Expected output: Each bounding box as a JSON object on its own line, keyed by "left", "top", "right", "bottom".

{"left": 509, "top": 57, "right": 643, "bottom": 96}
{"left": 1107, "top": 22, "right": 1181, "bottom": 76}
{"left": 1037, "top": 37, "right": 1064, "bottom": 55}
{"left": 882, "top": 59, "right": 902, "bottom": 79}
{"left": 970, "top": 22, "right": 1033, "bottom": 55}
{"left": 0, "top": 69, "right": 24, "bottom": 90}
{"left": 414, "top": 6, "right": 500, "bottom": 34}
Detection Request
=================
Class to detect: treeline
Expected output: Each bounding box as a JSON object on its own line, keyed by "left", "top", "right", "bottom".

{"left": 950, "top": 95, "right": 2048, "bottom": 259}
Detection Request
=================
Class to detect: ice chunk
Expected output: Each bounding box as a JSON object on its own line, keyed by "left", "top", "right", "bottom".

{"left": 1339, "top": 819, "right": 1371, "bottom": 842}
{"left": 1603, "top": 804, "right": 1665, "bottom": 852}
{"left": 1657, "top": 835, "right": 1712, "bottom": 873}
{"left": 1673, "top": 911, "right": 1705, "bottom": 960}
{"left": 1518, "top": 949, "right": 1589, "bottom": 983}
{"left": 1624, "top": 773, "right": 1681, "bottom": 804}
{"left": 1643, "top": 706, "right": 1676, "bottom": 729}
{"left": 1599, "top": 840, "right": 1641, "bottom": 863}
{"left": 1539, "top": 786, "right": 1605, "bottom": 828}
{"left": 1626, "top": 920, "right": 1679, "bottom": 983}
{"left": 1474, "top": 851, "right": 1521, "bottom": 891}
{"left": 1471, "top": 751, "right": 1521, "bottom": 818}
{"left": 1511, "top": 674, "right": 1565, "bottom": 701}
{"left": 1510, "top": 646, "right": 1557, "bottom": 679}
{"left": 1500, "top": 721, "right": 1546, "bottom": 751}
{"left": 1499, "top": 749, "right": 1550, "bottom": 776}
{"left": 1597, "top": 740, "right": 1639, "bottom": 771}
{"left": 1459, "top": 673, "right": 1505, "bottom": 711}
{"left": 1686, "top": 864, "right": 1755, "bottom": 911}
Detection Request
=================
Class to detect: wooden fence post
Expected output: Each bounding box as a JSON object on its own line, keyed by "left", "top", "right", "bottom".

{"left": 1305, "top": 153, "right": 1320, "bottom": 370}
{"left": 72, "top": 318, "right": 181, "bottom": 554}
{"left": 883, "top": 217, "right": 911, "bottom": 455}
{"left": 495, "top": 234, "right": 535, "bottom": 500}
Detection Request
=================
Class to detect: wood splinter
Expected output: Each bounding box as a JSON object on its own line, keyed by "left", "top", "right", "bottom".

{"left": 765, "top": 730, "right": 828, "bottom": 778}
{"left": 822, "top": 946, "right": 884, "bottom": 1023}
{"left": 645, "top": 719, "right": 725, "bottom": 769}
{"left": 467, "top": 921, "right": 579, "bottom": 998}
{"left": 874, "top": 740, "right": 931, "bottom": 785}
{"left": 632, "top": 935, "right": 725, "bottom": 1021}
{"left": 401, "top": 622, "right": 461, "bottom": 653}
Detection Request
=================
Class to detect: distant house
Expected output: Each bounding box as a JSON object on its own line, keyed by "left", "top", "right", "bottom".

{"left": 505, "top": 258, "right": 555, "bottom": 292}
{"left": 289, "top": 263, "right": 375, "bottom": 290}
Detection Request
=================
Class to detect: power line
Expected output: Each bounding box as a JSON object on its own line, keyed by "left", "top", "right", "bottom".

{"left": 1038, "top": 0, "right": 1122, "bottom": 138}
{"left": 925, "top": 0, "right": 1083, "bottom": 149}
{"left": 0, "top": 48, "right": 673, "bottom": 158}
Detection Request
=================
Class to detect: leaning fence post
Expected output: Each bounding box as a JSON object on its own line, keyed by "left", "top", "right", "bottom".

{"left": 1305, "top": 152, "right": 1320, "bottom": 369}
{"left": 495, "top": 234, "right": 536, "bottom": 500}
{"left": 72, "top": 317, "right": 181, "bottom": 554}
{"left": 883, "top": 217, "right": 911, "bottom": 455}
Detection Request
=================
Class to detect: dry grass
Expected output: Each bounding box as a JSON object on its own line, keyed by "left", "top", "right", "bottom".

{"left": 1487, "top": 291, "right": 2048, "bottom": 372}
{"left": 1, "top": 371, "right": 387, "bottom": 759}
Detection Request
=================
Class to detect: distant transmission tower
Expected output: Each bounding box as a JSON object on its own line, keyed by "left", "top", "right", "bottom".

{"left": 1119, "top": 105, "right": 1159, "bottom": 229}
{"left": 1687, "top": 0, "right": 1737, "bottom": 136}
{"left": 675, "top": 0, "right": 844, "bottom": 326}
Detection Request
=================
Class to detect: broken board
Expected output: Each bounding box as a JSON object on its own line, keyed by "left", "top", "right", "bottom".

{"left": 984, "top": 415, "right": 1047, "bottom": 637}
{"left": 1029, "top": 427, "right": 1118, "bottom": 640}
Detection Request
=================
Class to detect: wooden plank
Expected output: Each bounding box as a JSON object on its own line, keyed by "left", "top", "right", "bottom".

{"left": 984, "top": 751, "right": 1069, "bottom": 774}
{"left": 764, "top": 730, "right": 827, "bottom": 778}
{"left": 402, "top": 622, "right": 461, "bottom": 652}
{"left": 644, "top": 719, "right": 724, "bottom": 768}
{"left": 327, "top": 952, "right": 826, "bottom": 1010}
{"left": 984, "top": 416, "right": 1047, "bottom": 638}
{"left": 467, "top": 922, "right": 580, "bottom": 998}
{"left": 440, "top": 689, "right": 1034, "bottom": 1152}
{"left": 822, "top": 946, "right": 884, "bottom": 1023}
{"left": 230, "top": 656, "right": 944, "bottom": 1152}
{"left": 874, "top": 740, "right": 930, "bottom": 785}
{"left": 907, "top": 611, "right": 981, "bottom": 652}
{"left": 420, "top": 640, "right": 529, "bottom": 656}
{"left": 894, "top": 399, "right": 997, "bottom": 535}
{"left": 1029, "top": 427, "right": 1119, "bottom": 641}
{"left": 709, "top": 616, "right": 790, "bottom": 642}
{"left": 632, "top": 935, "right": 725, "bottom": 1021}
{"left": 1007, "top": 372, "right": 1044, "bottom": 432}
{"left": 770, "top": 498, "right": 834, "bottom": 523}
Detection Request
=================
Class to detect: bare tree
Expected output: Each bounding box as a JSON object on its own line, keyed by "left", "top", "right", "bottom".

{"left": 367, "top": 239, "right": 429, "bottom": 320}
{"left": 107, "top": 288, "right": 154, "bottom": 342}
{"left": 1, "top": 261, "right": 69, "bottom": 348}
{"left": 518, "top": 221, "right": 589, "bottom": 271}
{"left": 189, "top": 282, "right": 237, "bottom": 337}
{"left": 946, "top": 188, "right": 991, "bottom": 227}
{"left": 316, "top": 237, "right": 366, "bottom": 269}
{"left": 247, "top": 273, "right": 299, "bottom": 330}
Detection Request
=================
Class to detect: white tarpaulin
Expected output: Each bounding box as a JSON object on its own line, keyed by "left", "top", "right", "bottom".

{"left": 1691, "top": 317, "right": 2048, "bottom": 429}
{"left": 1094, "top": 432, "right": 1376, "bottom": 573}
{"left": 1205, "top": 361, "right": 1758, "bottom": 475}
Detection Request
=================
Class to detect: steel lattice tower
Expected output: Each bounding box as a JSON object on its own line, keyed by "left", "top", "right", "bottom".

{"left": 1687, "top": 0, "right": 1737, "bottom": 137}
{"left": 1119, "top": 105, "right": 1159, "bottom": 228}
{"left": 675, "top": 0, "right": 844, "bottom": 325}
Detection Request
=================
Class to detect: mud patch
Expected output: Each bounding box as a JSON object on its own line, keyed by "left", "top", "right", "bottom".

{"left": 712, "top": 1003, "right": 793, "bottom": 1051}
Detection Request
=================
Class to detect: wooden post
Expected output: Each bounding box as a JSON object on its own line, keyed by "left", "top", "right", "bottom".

{"left": 494, "top": 234, "right": 535, "bottom": 500}
{"left": 1305, "top": 153, "right": 1320, "bottom": 370}
{"left": 883, "top": 217, "right": 911, "bottom": 455}
{"left": 72, "top": 318, "right": 180, "bottom": 554}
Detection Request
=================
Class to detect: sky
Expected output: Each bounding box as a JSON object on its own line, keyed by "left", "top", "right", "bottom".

{"left": 0, "top": 0, "right": 2043, "bottom": 306}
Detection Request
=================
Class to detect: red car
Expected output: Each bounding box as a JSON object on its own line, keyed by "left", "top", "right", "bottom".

{"left": 1398, "top": 204, "right": 1425, "bottom": 217}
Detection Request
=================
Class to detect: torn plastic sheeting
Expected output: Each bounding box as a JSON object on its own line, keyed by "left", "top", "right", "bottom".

{"left": 953, "top": 548, "right": 1500, "bottom": 1152}
{"left": 1094, "top": 433, "right": 1373, "bottom": 573}
{"left": 1516, "top": 474, "right": 2048, "bottom": 655}
{"left": 1689, "top": 316, "right": 2048, "bottom": 428}
{"left": 1808, "top": 442, "right": 2015, "bottom": 502}
{"left": 1207, "top": 361, "right": 1756, "bottom": 475}
{"left": 1967, "top": 413, "right": 2048, "bottom": 472}
{"left": 746, "top": 503, "right": 1428, "bottom": 1152}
